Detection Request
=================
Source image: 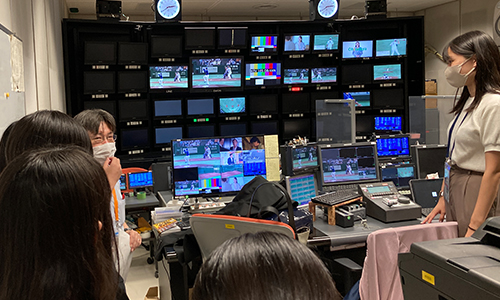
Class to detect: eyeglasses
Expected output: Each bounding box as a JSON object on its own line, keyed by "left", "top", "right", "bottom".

{"left": 92, "top": 134, "right": 117, "bottom": 145}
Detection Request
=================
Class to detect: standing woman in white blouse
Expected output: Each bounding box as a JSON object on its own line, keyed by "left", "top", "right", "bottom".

{"left": 422, "top": 31, "right": 500, "bottom": 237}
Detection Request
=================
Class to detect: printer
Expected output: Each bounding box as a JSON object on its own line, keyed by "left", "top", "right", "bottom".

{"left": 398, "top": 217, "right": 500, "bottom": 300}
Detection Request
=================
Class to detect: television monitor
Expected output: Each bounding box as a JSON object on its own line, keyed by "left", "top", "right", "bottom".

{"left": 84, "top": 41, "right": 116, "bottom": 65}
{"left": 118, "top": 42, "right": 148, "bottom": 65}
{"left": 219, "top": 97, "right": 246, "bottom": 114}
{"left": 343, "top": 91, "right": 371, "bottom": 108}
{"left": 251, "top": 121, "right": 278, "bottom": 135}
{"left": 83, "top": 100, "right": 116, "bottom": 118}
{"left": 155, "top": 126, "right": 183, "bottom": 145}
{"left": 311, "top": 67, "right": 337, "bottom": 84}
{"left": 375, "top": 116, "right": 402, "bottom": 131}
{"left": 128, "top": 171, "right": 153, "bottom": 188}
{"left": 118, "top": 99, "right": 148, "bottom": 122}
{"left": 149, "top": 65, "right": 188, "bottom": 90}
{"left": 150, "top": 35, "right": 183, "bottom": 58}
{"left": 185, "top": 27, "right": 216, "bottom": 50}
{"left": 285, "top": 173, "right": 318, "bottom": 206}
{"left": 281, "top": 93, "right": 310, "bottom": 114}
{"left": 218, "top": 27, "right": 247, "bottom": 49}
{"left": 283, "top": 119, "right": 311, "bottom": 140}
{"left": 250, "top": 35, "right": 278, "bottom": 55}
{"left": 220, "top": 123, "right": 247, "bottom": 136}
{"left": 154, "top": 99, "right": 182, "bottom": 118}
{"left": 411, "top": 144, "right": 447, "bottom": 179}
{"left": 187, "top": 124, "right": 216, "bottom": 138}
{"left": 373, "top": 64, "right": 402, "bottom": 81}
{"left": 342, "top": 40, "right": 373, "bottom": 59}
{"left": 380, "top": 164, "right": 416, "bottom": 189}
{"left": 375, "top": 38, "right": 407, "bottom": 57}
{"left": 245, "top": 62, "right": 281, "bottom": 87}
{"left": 376, "top": 134, "right": 411, "bottom": 159}
{"left": 83, "top": 71, "right": 115, "bottom": 94}
{"left": 313, "top": 34, "right": 339, "bottom": 52}
{"left": 283, "top": 68, "right": 309, "bottom": 85}
{"left": 319, "top": 142, "right": 380, "bottom": 187}
{"left": 292, "top": 145, "right": 319, "bottom": 172}
{"left": 119, "top": 174, "right": 127, "bottom": 190}
{"left": 117, "top": 71, "right": 148, "bottom": 93}
{"left": 249, "top": 94, "right": 278, "bottom": 115}
{"left": 187, "top": 98, "right": 214, "bottom": 116}
{"left": 171, "top": 135, "right": 273, "bottom": 196}
{"left": 120, "top": 127, "right": 149, "bottom": 150}
{"left": 341, "top": 64, "right": 372, "bottom": 84}
{"left": 283, "top": 34, "right": 311, "bottom": 53}
{"left": 356, "top": 114, "right": 375, "bottom": 135}
{"left": 372, "top": 88, "right": 404, "bottom": 109}
{"left": 190, "top": 57, "right": 243, "bottom": 91}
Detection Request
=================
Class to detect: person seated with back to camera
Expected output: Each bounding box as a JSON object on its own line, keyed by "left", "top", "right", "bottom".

{"left": 192, "top": 231, "right": 342, "bottom": 300}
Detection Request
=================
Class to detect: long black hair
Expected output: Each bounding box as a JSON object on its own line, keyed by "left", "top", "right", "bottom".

{"left": 0, "top": 147, "right": 118, "bottom": 300}
{"left": 443, "top": 30, "right": 500, "bottom": 114}
{"left": 192, "top": 232, "right": 342, "bottom": 300}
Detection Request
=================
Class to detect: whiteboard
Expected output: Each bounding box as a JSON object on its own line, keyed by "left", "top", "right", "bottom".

{"left": 0, "top": 23, "right": 25, "bottom": 136}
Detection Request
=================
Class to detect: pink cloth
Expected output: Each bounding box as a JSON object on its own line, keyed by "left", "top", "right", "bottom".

{"left": 359, "top": 222, "right": 458, "bottom": 300}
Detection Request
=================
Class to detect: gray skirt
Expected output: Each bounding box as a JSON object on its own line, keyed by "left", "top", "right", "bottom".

{"left": 446, "top": 166, "right": 500, "bottom": 237}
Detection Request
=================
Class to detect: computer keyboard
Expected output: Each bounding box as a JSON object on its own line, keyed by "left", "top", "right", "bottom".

{"left": 312, "top": 189, "right": 361, "bottom": 206}
{"left": 323, "top": 184, "right": 358, "bottom": 192}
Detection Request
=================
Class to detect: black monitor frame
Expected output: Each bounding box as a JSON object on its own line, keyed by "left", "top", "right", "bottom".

{"left": 117, "top": 42, "right": 148, "bottom": 65}
{"left": 84, "top": 41, "right": 117, "bottom": 65}
{"left": 249, "top": 34, "right": 279, "bottom": 56}
{"left": 217, "top": 27, "right": 248, "bottom": 49}
{"left": 282, "top": 33, "right": 312, "bottom": 55}
{"left": 150, "top": 35, "right": 183, "bottom": 58}
{"left": 184, "top": 27, "right": 216, "bottom": 50}
{"left": 189, "top": 56, "right": 244, "bottom": 93}
{"left": 312, "top": 33, "right": 340, "bottom": 53}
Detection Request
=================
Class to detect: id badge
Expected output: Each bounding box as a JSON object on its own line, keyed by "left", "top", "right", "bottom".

{"left": 444, "top": 160, "right": 451, "bottom": 203}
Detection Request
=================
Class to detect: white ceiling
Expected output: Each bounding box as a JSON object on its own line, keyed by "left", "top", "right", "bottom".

{"left": 66, "top": 0, "right": 457, "bottom": 21}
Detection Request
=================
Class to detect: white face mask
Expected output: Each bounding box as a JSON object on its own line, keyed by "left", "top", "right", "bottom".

{"left": 444, "top": 57, "right": 476, "bottom": 88}
{"left": 93, "top": 142, "right": 116, "bottom": 165}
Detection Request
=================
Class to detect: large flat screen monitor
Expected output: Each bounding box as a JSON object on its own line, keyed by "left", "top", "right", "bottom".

{"left": 218, "top": 27, "right": 247, "bottom": 49}
{"left": 372, "top": 88, "right": 404, "bottom": 109}
{"left": 187, "top": 98, "right": 214, "bottom": 116}
{"left": 283, "top": 34, "right": 311, "bottom": 53}
{"left": 83, "top": 101, "right": 116, "bottom": 118}
{"left": 150, "top": 35, "right": 182, "bottom": 58}
{"left": 219, "top": 97, "right": 246, "bottom": 114}
{"left": 219, "top": 123, "right": 248, "bottom": 136}
{"left": 171, "top": 135, "right": 276, "bottom": 196}
{"left": 250, "top": 35, "right": 278, "bottom": 55}
{"left": 342, "top": 40, "right": 373, "bottom": 59}
{"left": 120, "top": 127, "right": 149, "bottom": 150}
{"left": 283, "top": 68, "right": 309, "bottom": 85}
{"left": 187, "top": 124, "right": 216, "bottom": 138}
{"left": 281, "top": 93, "right": 310, "bottom": 114}
{"left": 118, "top": 99, "right": 148, "bottom": 122}
{"left": 190, "top": 57, "right": 243, "bottom": 91}
{"left": 155, "top": 126, "right": 183, "bottom": 146}
{"left": 341, "top": 64, "right": 372, "bottom": 85}
{"left": 83, "top": 71, "right": 115, "bottom": 94}
{"left": 117, "top": 71, "right": 148, "bottom": 93}
{"left": 375, "top": 116, "right": 402, "bottom": 132}
{"left": 249, "top": 94, "right": 278, "bottom": 115}
{"left": 185, "top": 28, "right": 216, "bottom": 50}
{"left": 311, "top": 67, "right": 337, "bottom": 84}
{"left": 375, "top": 38, "right": 407, "bottom": 57}
{"left": 245, "top": 62, "right": 281, "bottom": 87}
{"left": 373, "top": 64, "right": 402, "bottom": 81}
{"left": 376, "top": 134, "right": 411, "bottom": 159}
{"left": 84, "top": 41, "right": 116, "bottom": 65}
{"left": 149, "top": 65, "right": 188, "bottom": 90}
{"left": 319, "top": 142, "right": 380, "bottom": 187}
{"left": 283, "top": 119, "right": 311, "bottom": 140}
{"left": 313, "top": 34, "right": 339, "bottom": 52}
{"left": 154, "top": 99, "right": 182, "bottom": 119}
{"left": 118, "top": 42, "right": 148, "bottom": 65}
{"left": 251, "top": 121, "right": 278, "bottom": 135}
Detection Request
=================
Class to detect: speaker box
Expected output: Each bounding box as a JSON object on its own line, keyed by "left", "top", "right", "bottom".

{"left": 365, "top": 0, "right": 387, "bottom": 19}
{"left": 96, "top": 0, "right": 122, "bottom": 19}
{"left": 493, "top": 1, "right": 500, "bottom": 46}
{"left": 152, "top": 162, "right": 172, "bottom": 194}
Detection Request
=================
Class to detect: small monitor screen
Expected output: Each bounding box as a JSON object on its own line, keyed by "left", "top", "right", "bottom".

{"left": 84, "top": 41, "right": 116, "bottom": 65}
{"left": 121, "top": 128, "right": 149, "bottom": 150}
{"left": 250, "top": 35, "right": 278, "bottom": 55}
{"left": 149, "top": 66, "right": 188, "bottom": 89}
{"left": 292, "top": 145, "right": 318, "bottom": 171}
{"left": 356, "top": 115, "right": 375, "bottom": 135}
{"left": 342, "top": 40, "right": 373, "bottom": 59}
{"left": 155, "top": 127, "right": 183, "bottom": 145}
{"left": 151, "top": 36, "right": 182, "bottom": 58}
{"left": 187, "top": 125, "right": 216, "bottom": 138}
{"left": 154, "top": 100, "right": 182, "bottom": 118}
{"left": 414, "top": 145, "right": 447, "bottom": 178}
{"left": 342, "top": 64, "right": 372, "bottom": 84}
{"left": 249, "top": 94, "right": 278, "bottom": 115}
{"left": 119, "top": 174, "right": 127, "bottom": 190}
{"left": 220, "top": 97, "right": 245, "bottom": 114}
{"left": 245, "top": 62, "right": 281, "bottom": 87}
{"left": 117, "top": 71, "right": 148, "bottom": 93}
{"left": 187, "top": 98, "right": 214, "bottom": 116}
{"left": 376, "top": 136, "right": 410, "bottom": 158}
{"left": 373, "top": 64, "right": 402, "bottom": 81}
{"left": 311, "top": 67, "right": 336, "bottom": 84}
{"left": 283, "top": 119, "right": 310, "bottom": 140}
{"left": 220, "top": 123, "right": 247, "bottom": 136}
{"left": 128, "top": 171, "right": 153, "bottom": 188}
{"left": 376, "top": 38, "right": 407, "bottom": 57}
{"left": 284, "top": 68, "right": 309, "bottom": 85}
{"left": 381, "top": 164, "right": 415, "bottom": 188}
{"left": 375, "top": 116, "right": 402, "bottom": 131}
{"left": 287, "top": 173, "right": 317, "bottom": 206}
{"left": 118, "top": 42, "right": 148, "bottom": 65}
{"left": 372, "top": 89, "right": 404, "bottom": 109}
{"left": 191, "top": 57, "right": 242, "bottom": 89}
{"left": 118, "top": 100, "right": 148, "bottom": 121}
{"left": 283, "top": 35, "right": 311, "bottom": 53}
{"left": 83, "top": 71, "right": 115, "bottom": 94}
{"left": 313, "top": 34, "right": 339, "bottom": 52}
{"left": 282, "top": 93, "right": 310, "bottom": 114}
{"left": 320, "top": 143, "right": 379, "bottom": 185}
{"left": 343, "top": 91, "right": 370, "bottom": 107}
{"left": 83, "top": 101, "right": 116, "bottom": 118}
{"left": 185, "top": 28, "right": 216, "bottom": 50}
{"left": 218, "top": 28, "right": 247, "bottom": 48}
{"left": 251, "top": 121, "right": 278, "bottom": 135}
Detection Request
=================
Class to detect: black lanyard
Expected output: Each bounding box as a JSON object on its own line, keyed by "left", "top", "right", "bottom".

{"left": 446, "top": 111, "right": 469, "bottom": 159}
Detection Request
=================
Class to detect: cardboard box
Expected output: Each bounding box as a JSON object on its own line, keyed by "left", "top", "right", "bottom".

{"left": 425, "top": 79, "right": 438, "bottom": 109}
{"left": 144, "top": 286, "right": 159, "bottom": 300}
